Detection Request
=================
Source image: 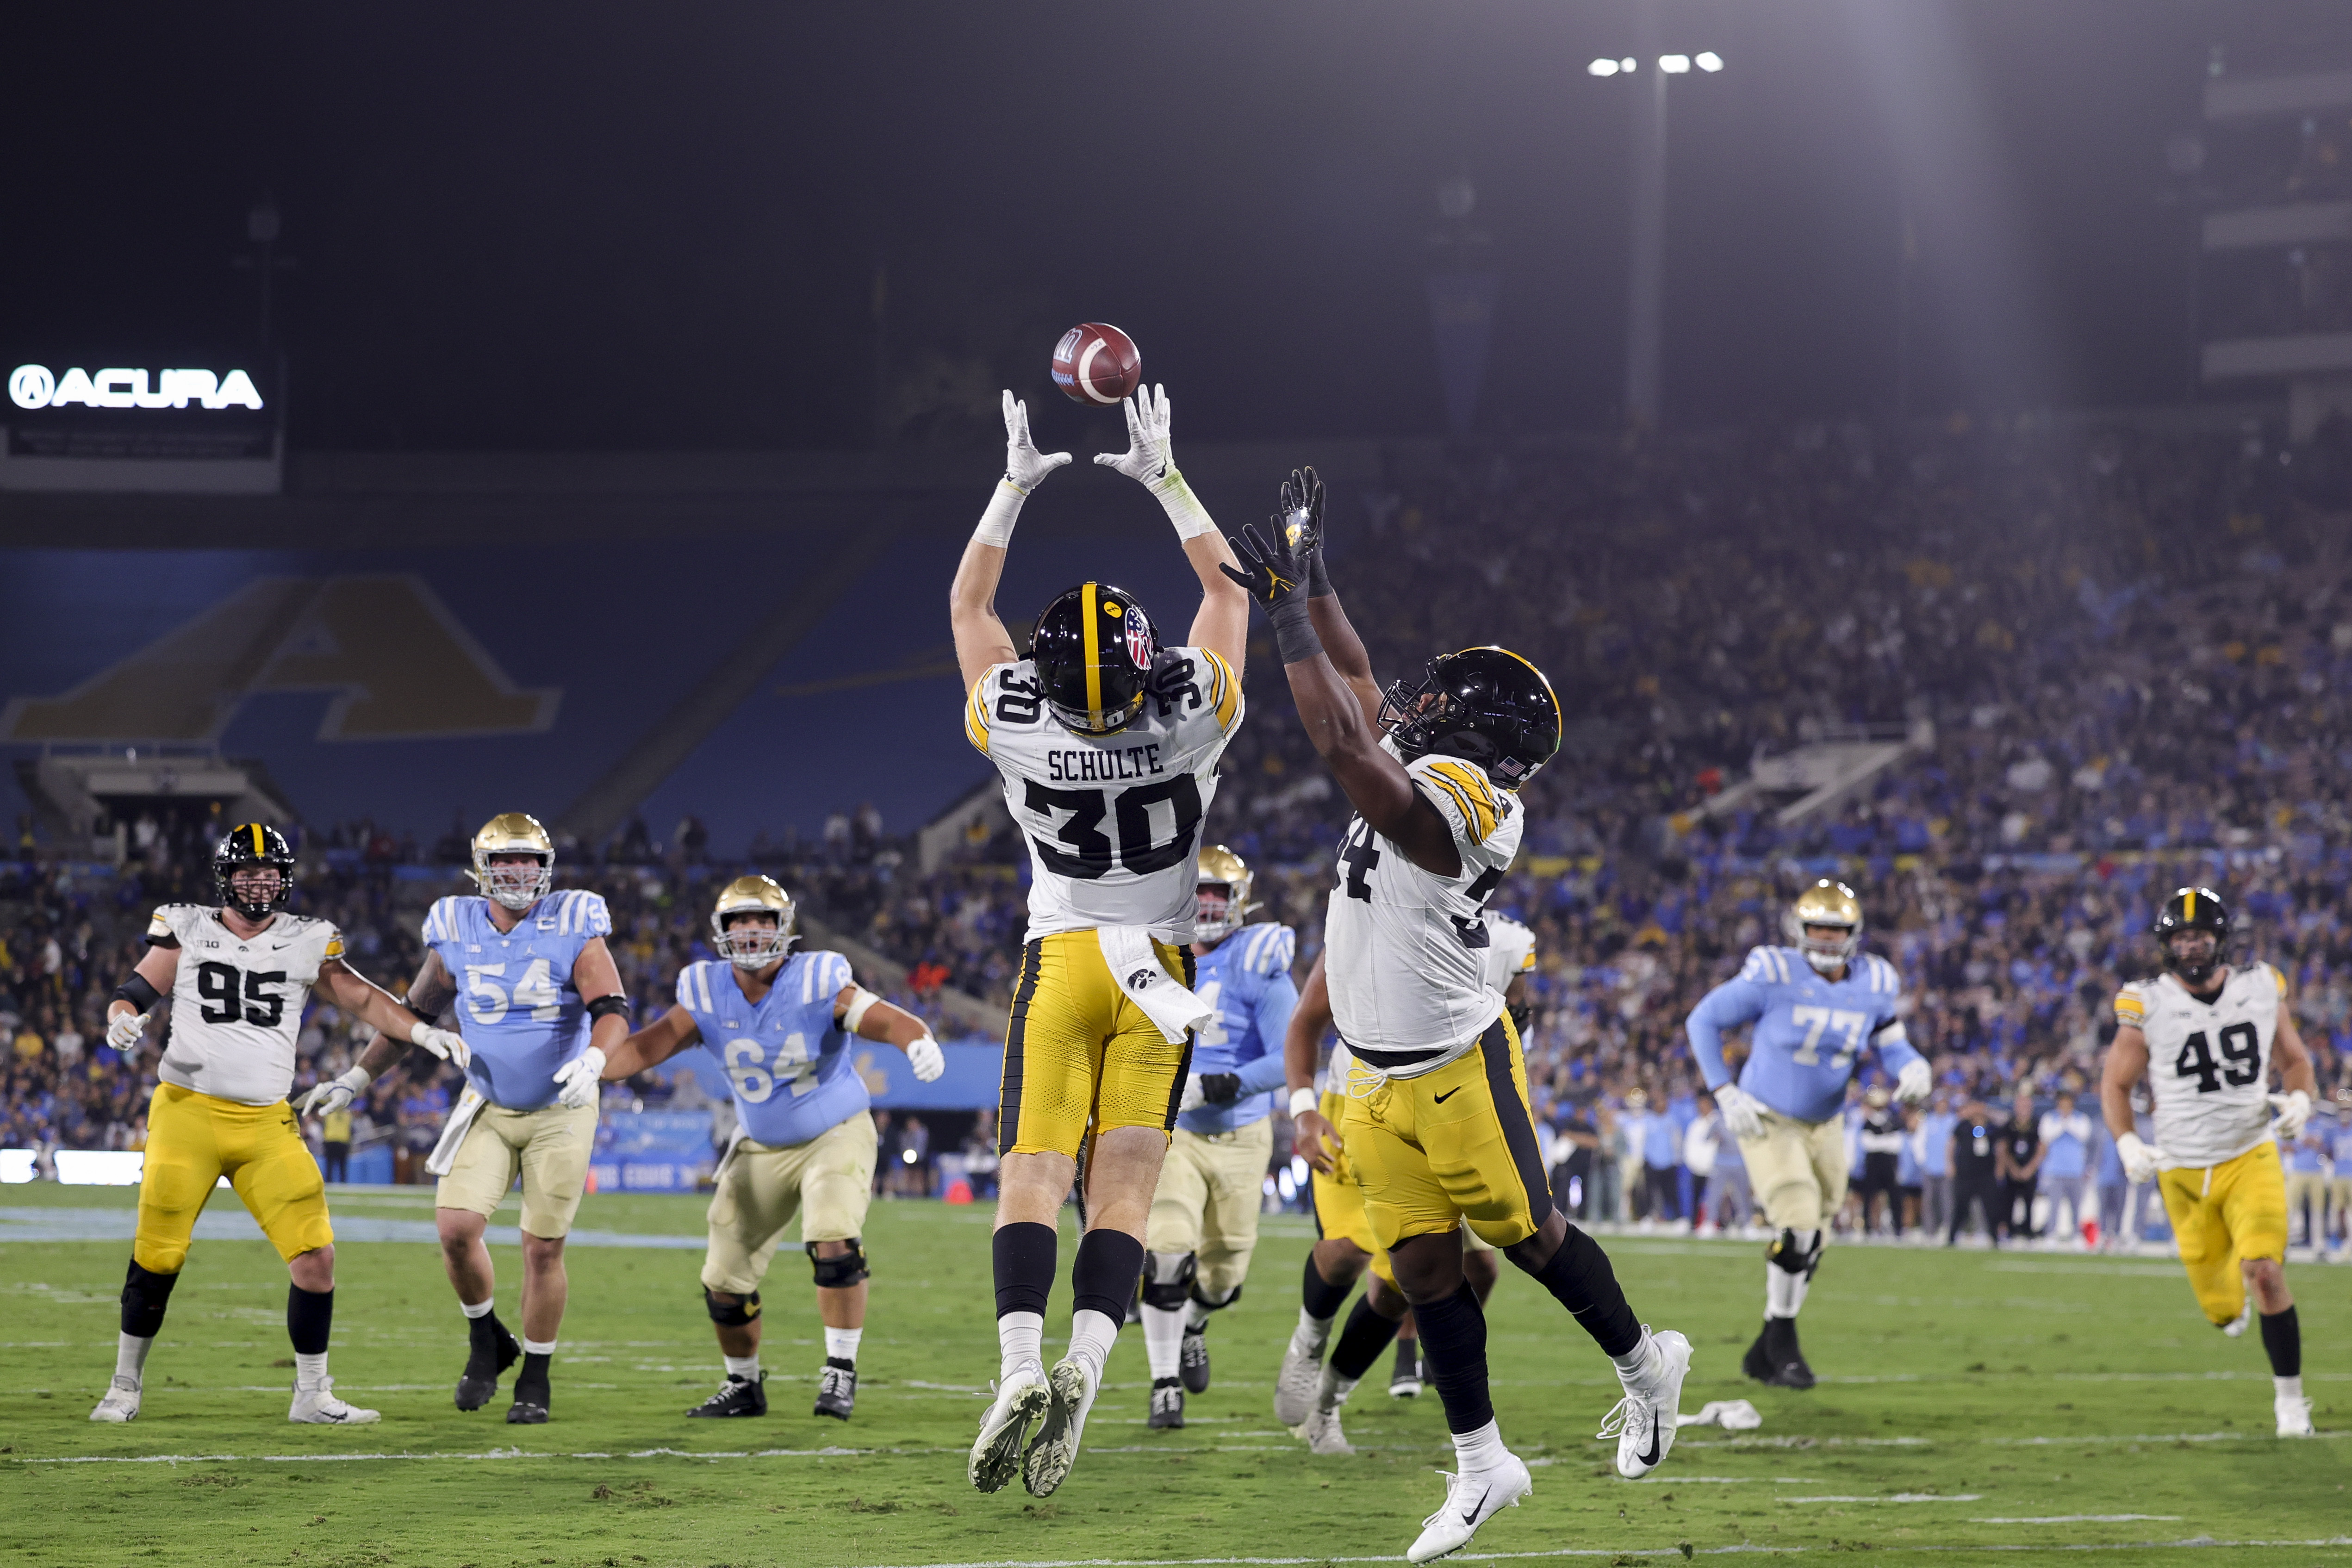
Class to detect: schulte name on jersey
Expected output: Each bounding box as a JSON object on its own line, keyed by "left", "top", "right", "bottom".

{"left": 149, "top": 904, "right": 345, "bottom": 1108}
{"left": 965, "top": 645, "right": 1242, "bottom": 945}
{"left": 2117, "top": 964, "right": 2284, "bottom": 1169}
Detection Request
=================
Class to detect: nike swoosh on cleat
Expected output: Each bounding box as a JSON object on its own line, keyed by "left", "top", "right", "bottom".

{"left": 1636, "top": 1420, "right": 1662, "bottom": 1467}
{"left": 1433, "top": 1087, "right": 1462, "bottom": 1104}
{"left": 1460, "top": 1485, "right": 1491, "bottom": 1525}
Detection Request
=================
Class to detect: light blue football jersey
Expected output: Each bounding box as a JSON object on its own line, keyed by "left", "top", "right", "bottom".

{"left": 423, "top": 889, "right": 614, "bottom": 1111}
{"left": 675, "top": 951, "right": 867, "bottom": 1148}
{"left": 1685, "top": 946, "right": 1923, "bottom": 1125}
{"left": 1179, "top": 923, "right": 1299, "bottom": 1136}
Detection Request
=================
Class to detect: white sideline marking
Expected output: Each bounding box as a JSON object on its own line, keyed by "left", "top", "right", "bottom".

{"left": 1780, "top": 1493, "right": 1983, "bottom": 1503}
{"left": 520, "top": 1540, "right": 2352, "bottom": 1567}
{"left": 1971, "top": 1515, "right": 2183, "bottom": 1524}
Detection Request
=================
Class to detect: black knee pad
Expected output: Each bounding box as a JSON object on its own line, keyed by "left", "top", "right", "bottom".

{"left": 808, "top": 1238, "right": 869, "bottom": 1288}
{"left": 1141, "top": 1250, "right": 1197, "bottom": 1311}
{"left": 704, "top": 1287, "right": 762, "bottom": 1327}
{"left": 1188, "top": 1281, "right": 1241, "bottom": 1313}
{"left": 121, "top": 1260, "right": 180, "bottom": 1340}
{"left": 1767, "top": 1229, "right": 1824, "bottom": 1278}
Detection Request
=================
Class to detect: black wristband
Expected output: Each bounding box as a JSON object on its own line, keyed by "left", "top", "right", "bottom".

{"left": 1305, "top": 547, "right": 1333, "bottom": 598}
{"left": 113, "top": 974, "right": 162, "bottom": 1012}
{"left": 1269, "top": 597, "right": 1324, "bottom": 664}
{"left": 585, "top": 995, "right": 630, "bottom": 1023}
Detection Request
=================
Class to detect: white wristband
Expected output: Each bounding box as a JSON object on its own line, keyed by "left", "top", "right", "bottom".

{"left": 1288, "top": 1086, "right": 1318, "bottom": 1119}
{"left": 337, "top": 1065, "right": 373, "bottom": 1092}
{"left": 973, "top": 480, "right": 1027, "bottom": 548}
{"left": 841, "top": 986, "right": 884, "bottom": 1033}
{"left": 1149, "top": 468, "right": 1216, "bottom": 540}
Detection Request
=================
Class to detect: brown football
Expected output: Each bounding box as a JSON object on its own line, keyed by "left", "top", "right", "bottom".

{"left": 1050, "top": 322, "right": 1142, "bottom": 405}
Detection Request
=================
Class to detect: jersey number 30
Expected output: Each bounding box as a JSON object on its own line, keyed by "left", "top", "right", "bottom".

{"left": 1023, "top": 777, "right": 1203, "bottom": 880}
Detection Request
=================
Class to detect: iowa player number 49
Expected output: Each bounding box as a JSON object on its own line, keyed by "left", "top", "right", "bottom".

{"left": 2173, "top": 1022, "right": 2260, "bottom": 1094}
{"left": 1022, "top": 776, "right": 1204, "bottom": 879}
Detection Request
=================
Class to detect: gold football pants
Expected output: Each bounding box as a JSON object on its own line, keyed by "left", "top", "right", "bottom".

{"left": 998, "top": 932, "right": 1195, "bottom": 1159}
{"left": 2158, "top": 1141, "right": 2289, "bottom": 1326}
{"left": 1343, "top": 1014, "right": 1551, "bottom": 1251}
{"left": 135, "top": 1083, "right": 333, "bottom": 1274}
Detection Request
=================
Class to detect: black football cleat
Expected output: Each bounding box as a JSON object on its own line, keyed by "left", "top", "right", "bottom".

{"left": 1741, "top": 1321, "right": 1774, "bottom": 1383}
{"left": 1178, "top": 1325, "right": 1211, "bottom": 1394}
{"left": 506, "top": 1365, "right": 552, "bottom": 1425}
{"left": 813, "top": 1359, "right": 856, "bottom": 1420}
{"left": 688, "top": 1373, "right": 768, "bottom": 1418}
{"left": 1148, "top": 1376, "right": 1185, "bottom": 1430}
{"left": 455, "top": 1318, "right": 521, "bottom": 1412}
{"left": 1747, "top": 1316, "right": 1816, "bottom": 1389}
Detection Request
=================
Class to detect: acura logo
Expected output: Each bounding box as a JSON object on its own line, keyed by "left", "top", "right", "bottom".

{"left": 10, "top": 364, "right": 265, "bottom": 411}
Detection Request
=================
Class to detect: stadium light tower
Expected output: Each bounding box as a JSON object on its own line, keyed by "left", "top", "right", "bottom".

{"left": 1588, "top": 37, "right": 1725, "bottom": 429}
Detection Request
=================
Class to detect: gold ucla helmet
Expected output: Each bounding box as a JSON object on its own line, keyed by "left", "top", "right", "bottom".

{"left": 469, "top": 812, "right": 554, "bottom": 911}
{"left": 1785, "top": 879, "right": 1863, "bottom": 974}
{"left": 1194, "top": 844, "right": 1260, "bottom": 944}
{"left": 711, "top": 875, "right": 797, "bottom": 968}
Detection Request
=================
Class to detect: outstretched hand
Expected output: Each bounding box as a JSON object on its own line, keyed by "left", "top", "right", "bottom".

{"left": 1095, "top": 383, "right": 1175, "bottom": 484}
{"left": 1219, "top": 521, "right": 1310, "bottom": 612}
{"left": 1002, "top": 390, "right": 1072, "bottom": 494}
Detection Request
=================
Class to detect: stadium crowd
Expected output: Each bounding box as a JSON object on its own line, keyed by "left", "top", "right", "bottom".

{"left": 4, "top": 413, "right": 2350, "bottom": 1247}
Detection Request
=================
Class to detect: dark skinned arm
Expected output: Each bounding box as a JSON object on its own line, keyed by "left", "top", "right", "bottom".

{"left": 1285, "top": 952, "right": 1340, "bottom": 1173}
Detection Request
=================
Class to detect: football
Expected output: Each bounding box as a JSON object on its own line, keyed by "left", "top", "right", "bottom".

{"left": 1050, "top": 321, "right": 1141, "bottom": 405}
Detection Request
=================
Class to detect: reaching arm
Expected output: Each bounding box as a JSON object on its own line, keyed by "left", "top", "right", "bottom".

{"left": 314, "top": 959, "right": 466, "bottom": 1066}
{"left": 1092, "top": 385, "right": 1247, "bottom": 678}
{"left": 1286, "top": 467, "right": 1383, "bottom": 728}
{"left": 953, "top": 391, "right": 1071, "bottom": 691}
{"left": 1283, "top": 953, "right": 1341, "bottom": 1173}
{"left": 1180, "top": 530, "right": 1250, "bottom": 678}
{"left": 834, "top": 983, "right": 945, "bottom": 1081}
{"left": 598, "top": 1004, "right": 703, "bottom": 1080}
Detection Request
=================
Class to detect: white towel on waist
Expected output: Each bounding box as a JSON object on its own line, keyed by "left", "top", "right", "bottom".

{"left": 424, "top": 1086, "right": 487, "bottom": 1178}
{"left": 1097, "top": 925, "right": 1214, "bottom": 1045}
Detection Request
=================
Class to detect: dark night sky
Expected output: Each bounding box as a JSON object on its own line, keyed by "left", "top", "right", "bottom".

{"left": 0, "top": 1, "right": 2296, "bottom": 452}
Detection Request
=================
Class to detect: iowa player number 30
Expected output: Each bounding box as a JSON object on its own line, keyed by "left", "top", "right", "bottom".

{"left": 1021, "top": 776, "right": 1204, "bottom": 880}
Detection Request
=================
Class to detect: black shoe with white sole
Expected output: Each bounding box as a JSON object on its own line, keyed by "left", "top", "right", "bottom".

{"left": 687, "top": 1373, "right": 767, "bottom": 1418}
{"left": 1148, "top": 1376, "right": 1185, "bottom": 1430}
{"left": 1178, "top": 1325, "right": 1210, "bottom": 1394}
{"left": 813, "top": 1359, "right": 857, "bottom": 1419}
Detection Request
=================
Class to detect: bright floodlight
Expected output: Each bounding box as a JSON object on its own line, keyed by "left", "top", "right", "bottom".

{"left": 1660, "top": 54, "right": 1691, "bottom": 74}
{"left": 1588, "top": 57, "right": 1620, "bottom": 76}
{"left": 1696, "top": 50, "right": 1724, "bottom": 72}
{"left": 1620, "top": 56, "right": 1636, "bottom": 72}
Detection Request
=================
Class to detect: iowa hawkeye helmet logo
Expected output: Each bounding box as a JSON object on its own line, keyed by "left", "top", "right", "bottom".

{"left": 1126, "top": 968, "right": 1159, "bottom": 991}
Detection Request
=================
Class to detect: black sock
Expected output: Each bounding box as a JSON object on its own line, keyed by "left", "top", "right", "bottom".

{"left": 1393, "top": 1338, "right": 1419, "bottom": 1374}
{"left": 993, "top": 1221, "right": 1057, "bottom": 1319}
{"left": 515, "top": 1350, "right": 552, "bottom": 1395}
{"left": 1301, "top": 1255, "right": 1353, "bottom": 1321}
{"left": 1070, "top": 1228, "right": 1146, "bottom": 1322}
{"left": 468, "top": 1310, "right": 505, "bottom": 1354}
{"left": 287, "top": 1285, "right": 333, "bottom": 1356}
{"left": 1410, "top": 1284, "right": 1493, "bottom": 1435}
{"left": 2259, "top": 1306, "right": 2301, "bottom": 1379}
{"left": 1329, "top": 1295, "right": 1400, "bottom": 1381}
{"left": 120, "top": 1260, "right": 179, "bottom": 1339}
{"left": 1526, "top": 1224, "right": 1642, "bottom": 1358}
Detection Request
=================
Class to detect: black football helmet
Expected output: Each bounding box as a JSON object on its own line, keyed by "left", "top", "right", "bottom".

{"left": 2152, "top": 886, "right": 2229, "bottom": 984}
{"left": 214, "top": 824, "right": 296, "bottom": 921}
{"left": 1378, "top": 646, "right": 1562, "bottom": 788}
{"left": 1030, "top": 581, "right": 1158, "bottom": 736}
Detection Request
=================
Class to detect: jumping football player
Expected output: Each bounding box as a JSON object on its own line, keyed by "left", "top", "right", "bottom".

{"left": 1141, "top": 845, "right": 1297, "bottom": 1430}
{"left": 1684, "top": 879, "right": 1930, "bottom": 1389}
{"left": 320, "top": 813, "right": 630, "bottom": 1424}
{"left": 953, "top": 386, "right": 1250, "bottom": 1496}
{"left": 94, "top": 825, "right": 468, "bottom": 1425}
{"left": 594, "top": 875, "right": 944, "bottom": 1420}
{"left": 2100, "top": 887, "right": 2316, "bottom": 1438}
{"left": 1234, "top": 470, "right": 1691, "bottom": 1562}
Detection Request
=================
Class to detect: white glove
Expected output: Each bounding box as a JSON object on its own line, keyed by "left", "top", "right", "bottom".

{"left": 106, "top": 1008, "right": 149, "bottom": 1052}
{"left": 1095, "top": 383, "right": 1174, "bottom": 484}
{"left": 2268, "top": 1089, "right": 2312, "bottom": 1140}
{"left": 1002, "top": 390, "right": 1071, "bottom": 494}
{"left": 1178, "top": 1073, "right": 1207, "bottom": 1114}
{"left": 1894, "top": 1059, "right": 1933, "bottom": 1104}
{"left": 904, "top": 1034, "right": 945, "bottom": 1083}
{"left": 2116, "top": 1131, "right": 2162, "bottom": 1184}
{"left": 553, "top": 1046, "right": 608, "bottom": 1110}
{"left": 409, "top": 1022, "right": 471, "bottom": 1070}
{"left": 297, "top": 1066, "right": 371, "bottom": 1118}
{"left": 1712, "top": 1083, "right": 1766, "bottom": 1142}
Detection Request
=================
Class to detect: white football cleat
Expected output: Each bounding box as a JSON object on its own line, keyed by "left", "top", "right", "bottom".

{"left": 1406, "top": 1454, "right": 1532, "bottom": 1563}
{"left": 1273, "top": 1336, "right": 1324, "bottom": 1429}
{"left": 969, "top": 1363, "right": 1050, "bottom": 1493}
{"left": 1303, "top": 1405, "right": 1354, "bottom": 1456}
{"left": 1599, "top": 1327, "right": 1692, "bottom": 1479}
{"left": 2277, "top": 1394, "right": 2315, "bottom": 1438}
{"left": 90, "top": 1376, "right": 141, "bottom": 1423}
{"left": 288, "top": 1377, "right": 380, "bottom": 1424}
{"left": 1020, "top": 1355, "right": 1099, "bottom": 1498}
{"left": 2221, "top": 1299, "right": 2255, "bottom": 1338}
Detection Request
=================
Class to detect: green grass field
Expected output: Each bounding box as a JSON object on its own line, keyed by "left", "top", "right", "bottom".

{"left": 1, "top": 1182, "right": 2344, "bottom": 1568}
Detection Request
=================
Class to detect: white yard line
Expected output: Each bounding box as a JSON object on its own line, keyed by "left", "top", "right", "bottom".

{"left": 1970, "top": 1515, "right": 2183, "bottom": 1524}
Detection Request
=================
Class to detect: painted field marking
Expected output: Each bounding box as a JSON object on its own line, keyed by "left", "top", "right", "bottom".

{"left": 1970, "top": 1515, "right": 2183, "bottom": 1524}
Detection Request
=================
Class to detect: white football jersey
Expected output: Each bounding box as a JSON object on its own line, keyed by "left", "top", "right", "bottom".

{"left": 965, "top": 644, "right": 1242, "bottom": 943}
{"left": 1481, "top": 914, "right": 1537, "bottom": 997}
{"left": 1325, "top": 748, "right": 1524, "bottom": 1073}
{"left": 148, "top": 904, "right": 344, "bottom": 1107}
{"left": 2116, "top": 964, "right": 2283, "bottom": 1169}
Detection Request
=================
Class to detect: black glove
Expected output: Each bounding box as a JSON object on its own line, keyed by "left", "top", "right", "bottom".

{"left": 1199, "top": 1072, "right": 1243, "bottom": 1106}
{"left": 1508, "top": 1001, "right": 1532, "bottom": 1038}
{"left": 1281, "top": 466, "right": 1332, "bottom": 598}
{"left": 1220, "top": 519, "right": 1323, "bottom": 663}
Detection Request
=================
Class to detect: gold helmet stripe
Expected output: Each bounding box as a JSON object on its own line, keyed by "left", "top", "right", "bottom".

{"left": 1081, "top": 581, "right": 1104, "bottom": 728}
{"left": 250, "top": 823, "right": 265, "bottom": 856}
{"left": 2184, "top": 889, "right": 2195, "bottom": 921}
{"left": 1453, "top": 645, "right": 1563, "bottom": 737}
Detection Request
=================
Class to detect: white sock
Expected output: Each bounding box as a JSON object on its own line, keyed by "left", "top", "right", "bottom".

{"left": 1610, "top": 1326, "right": 1657, "bottom": 1381}
{"left": 460, "top": 1298, "right": 494, "bottom": 1320}
{"left": 2276, "top": 1375, "right": 2304, "bottom": 1401}
{"left": 823, "top": 1327, "right": 862, "bottom": 1363}
{"left": 1184, "top": 1298, "right": 1211, "bottom": 1332}
{"left": 522, "top": 1338, "right": 557, "bottom": 1356}
{"left": 1294, "top": 1305, "right": 1335, "bottom": 1354}
{"left": 1141, "top": 1303, "right": 1185, "bottom": 1380}
{"left": 1450, "top": 1416, "right": 1510, "bottom": 1472}
{"left": 1767, "top": 1230, "right": 1819, "bottom": 1319}
{"left": 1066, "top": 1307, "right": 1120, "bottom": 1389}
{"left": 723, "top": 1354, "right": 760, "bottom": 1381}
{"left": 1315, "top": 1364, "right": 1359, "bottom": 1413}
{"left": 294, "top": 1352, "right": 330, "bottom": 1389}
{"left": 997, "top": 1310, "right": 1044, "bottom": 1380}
{"left": 114, "top": 1332, "right": 154, "bottom": 1387}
